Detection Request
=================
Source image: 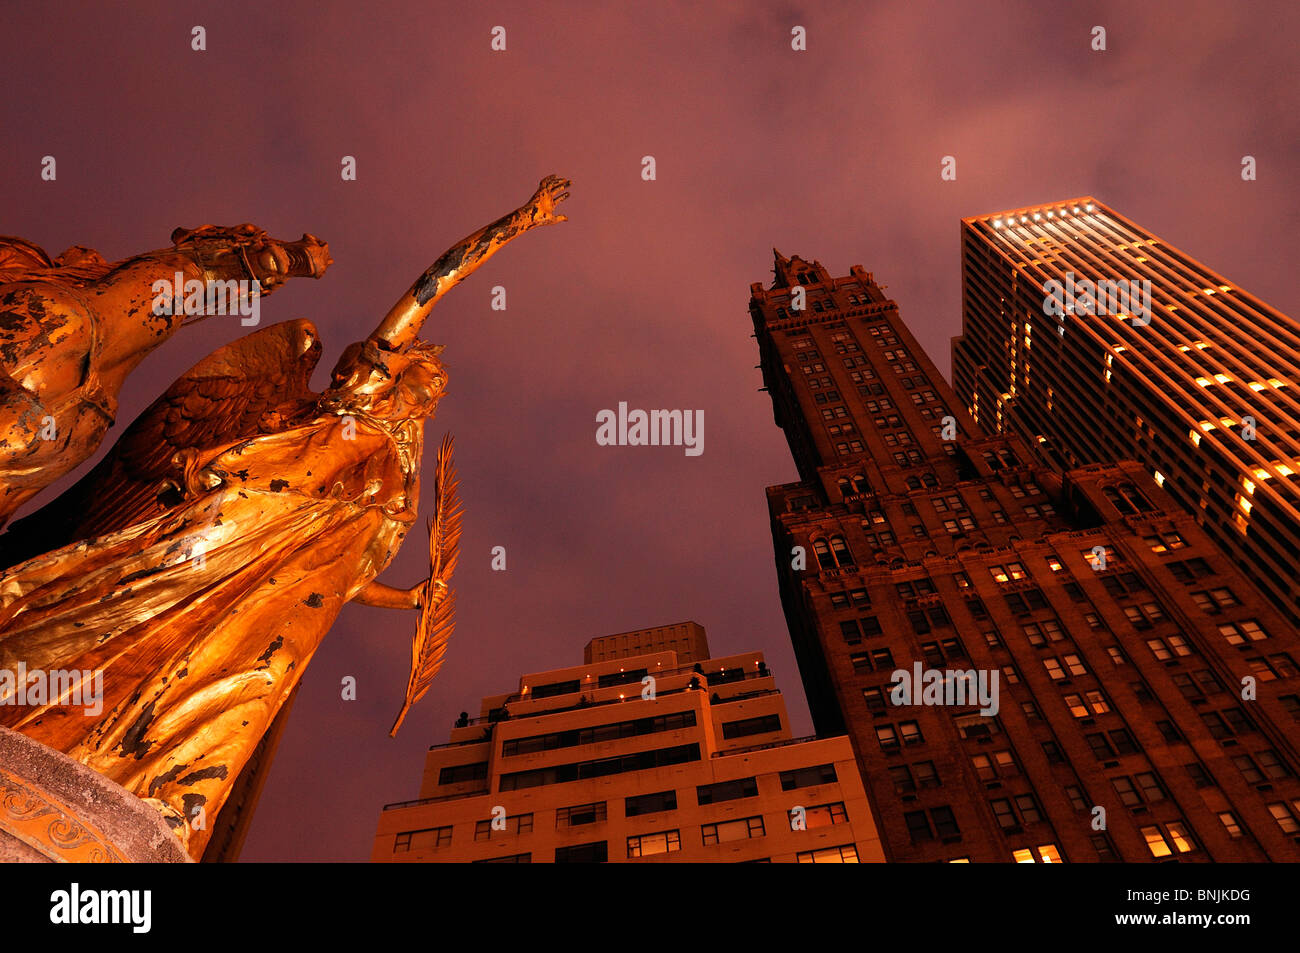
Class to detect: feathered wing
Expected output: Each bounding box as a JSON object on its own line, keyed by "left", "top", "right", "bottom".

{"left": 391, "top": 434, "right": 461, "bottom": 736}
{"left": 0, "top": 320, "right": 323, "bottom": 567}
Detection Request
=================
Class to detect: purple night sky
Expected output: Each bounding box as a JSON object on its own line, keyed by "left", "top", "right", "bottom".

{"left": 1, "top": 1, "right": 1295, "bottom": 860}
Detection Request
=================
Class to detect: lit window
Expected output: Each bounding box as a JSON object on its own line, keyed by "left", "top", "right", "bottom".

{"left": 627, "top": 830, "right": 681, "bottom": 858}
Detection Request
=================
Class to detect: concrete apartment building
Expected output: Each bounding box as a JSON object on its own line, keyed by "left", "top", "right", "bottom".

{"left": 373, "top": 622, "right": 885, "bottom": 863}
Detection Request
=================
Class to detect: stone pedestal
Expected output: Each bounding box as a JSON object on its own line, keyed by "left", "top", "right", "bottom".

{"left": 0, "top": 725, "right": 190, "bottom": 862}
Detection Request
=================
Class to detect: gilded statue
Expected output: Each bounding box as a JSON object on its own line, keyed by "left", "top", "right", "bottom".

{"left": 0, "top": 225, "right": 332, "bottom": 526}
{"left": 0, "top": 175, "right": 570, "bottom": 859}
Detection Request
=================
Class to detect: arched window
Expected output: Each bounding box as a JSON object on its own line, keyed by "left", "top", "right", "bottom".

{"left": 851, "top": 474, "right": 870, "bottom": 494}
{"left": 906, "top": 476, "right": 922, "bottom": 491}
{"left": 922, "top": 473, "right": 939, "bottom": 488}
{"left": 1119, "top": 483, "right": 1154, "bottom": 512}
{"left": 837, "top": 477, "right": 852, "bottom": 499}
{"left": 1103, "top": 486, "right": 1134, "bottom": 515}
{"left": 813, "top": 539, "right": 834, "bottom": 570}
{"left": 830, "top": 536, "right": 855, "bottom": 567}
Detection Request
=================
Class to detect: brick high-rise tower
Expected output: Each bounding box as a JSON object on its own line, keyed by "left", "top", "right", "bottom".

{"left": 952, "top": 198, "right": 1300, "bottom": 627}
{"left": 751, "top": 250, "right": 1300, "bottom": 862}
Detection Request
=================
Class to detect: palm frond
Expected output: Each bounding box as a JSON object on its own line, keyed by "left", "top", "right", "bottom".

{"left": 390, "top": 434, "right": 461, "bottom": 736}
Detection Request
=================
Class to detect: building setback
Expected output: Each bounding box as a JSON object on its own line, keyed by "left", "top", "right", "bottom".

{"left": 953, "top": 198, "right": 1300, "bottom": 626}
{"left": 372, "top": 623, "right": 884, "bottom": 863}
{"left": 751, "top": 250, "right": 1300, "bottom": 862}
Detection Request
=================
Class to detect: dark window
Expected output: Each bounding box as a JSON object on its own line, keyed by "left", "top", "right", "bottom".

{"left": 554, "top": 841, "right": 607, "bottom": 863}
{"left": 914, "top": 761, "right": 940, "bottom": 787}
{"left": 597, "top": 668, "right": 648, "bottom": 688}
{"left": 931, "top": 806, "right": 960, "bottom": 837}
{"left": 1109, "top": 729, "right": 1140, "bottom": 755}
{"left": 474, "top": 813, "right": 533, "bottom": 840}
{"left": 500, "top": 743, "right": 700, "bottom": 791}
{"left": 721, "top": 715, "right": 782, "bottom": 739}
{"left": 1004, "top": 588, "right": 1048, "bottom": 616}
{"left": 904, "top": 810, "right": 933, "bottom": 843}
{"left": 696, "top": 777, "right": 758, "bottom": 805}
{"left": 780, "top": 763, "right": 838, "bottom": 791}
{"left": 862, "top": 687, "right": 887, "bottom": 712}
{"left": 1090, "top": 834, "right": 1118, "bottom": 862}
{"left": 393, "top": 826, "right": 452, "bottom": 852}
{"left": 438, "top": 762, "right": 488, "bottom": 785}
{"left": 625, "top": 790, "right": 677, "bottom": 817}
{"left": 473, "top": 852, "right": 531, "bottom": 863}
{"left": 555, "top": 801, "right": 607, "bottom": 827}
{"left": 501, "top": 710, "right": 697, "bottom": 756}
{"left": 1085, "top": 733, "right": 1115, "bottom": 760}
{"left": 531, "top": 679, "right": 582, "bottom": 699}
{"left": 890, "top": 765, "right": 917, "bottom": 793}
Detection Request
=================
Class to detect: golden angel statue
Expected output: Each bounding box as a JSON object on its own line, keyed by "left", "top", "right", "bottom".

{"left": 0, "top": 175, "right": 570, "bottom": 858}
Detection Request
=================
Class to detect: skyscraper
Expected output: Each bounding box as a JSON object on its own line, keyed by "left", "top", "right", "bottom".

{"left": 752, "top": 251, "right": 1300, "bottom": 862}
{"left": 372, "top": 622, "right": 884, "bottom": 863}
{"left": 952, "top": 198, "right": 1300, "bottom": 626}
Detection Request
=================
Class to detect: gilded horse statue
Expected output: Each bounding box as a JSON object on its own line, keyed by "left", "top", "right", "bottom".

{"left": 0, "top": 225, "right": 332, "bottom": 526}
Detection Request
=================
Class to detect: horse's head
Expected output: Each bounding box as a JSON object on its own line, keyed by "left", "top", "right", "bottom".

{"left": 169, "top": 224, "right": 332, "bottom": 292}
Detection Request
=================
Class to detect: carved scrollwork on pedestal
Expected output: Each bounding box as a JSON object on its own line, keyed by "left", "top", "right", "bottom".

{"left": 0, "top": 766, "right": 125, "bottom": 862}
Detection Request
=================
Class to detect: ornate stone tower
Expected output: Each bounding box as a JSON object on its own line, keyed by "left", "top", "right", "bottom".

{"left": 752, "top": 253, "right": 1300, "bottom": 862}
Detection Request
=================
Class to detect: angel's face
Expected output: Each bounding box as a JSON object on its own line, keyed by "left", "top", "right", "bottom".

{"left": 392, "top": 361, "right": 446, "bottom": 418}
{"left": 359, "top": 359, "right": 445, "bottom": 421}
{"left": 328, "top": 345, "right": 445, "bottom": 420}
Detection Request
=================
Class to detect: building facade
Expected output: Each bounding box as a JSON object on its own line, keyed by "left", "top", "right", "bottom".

{"left": 373, "top": 623, "right": 884, "bottom": 863}
{"left": 952, "top": 198, "right": 1300, "bottom": 626}
{"left": 752, "top": 251, "right": 1300, "bottom": 862}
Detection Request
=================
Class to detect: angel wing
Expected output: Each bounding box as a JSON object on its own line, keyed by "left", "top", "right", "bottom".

{"left": 0, "top": 319, "right": 323, "bottom": 568}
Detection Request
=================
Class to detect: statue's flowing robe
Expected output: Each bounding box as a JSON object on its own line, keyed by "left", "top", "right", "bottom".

{"left": 0, "top": 412, "right": 419, "bottom": 855}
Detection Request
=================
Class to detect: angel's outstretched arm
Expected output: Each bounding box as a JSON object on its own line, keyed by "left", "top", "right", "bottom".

{"left": 368, "top": 175, "right": 570, "bottom": 351}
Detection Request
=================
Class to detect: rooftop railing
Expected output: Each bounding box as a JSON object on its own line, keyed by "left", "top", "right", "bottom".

{"left": 500, "top": 662, "right": 772, "bottom": 706}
